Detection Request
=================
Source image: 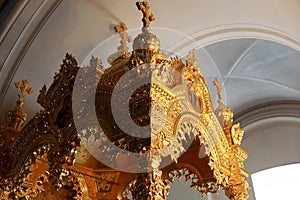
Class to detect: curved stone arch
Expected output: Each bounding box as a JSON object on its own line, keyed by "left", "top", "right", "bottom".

{"left": 234, "top": 100, "right": 300, "bottom": 131}
{"left": 234, "top": 100, "right": 300, "bottom": 174}
{"left": 170, "top": 24, "right": 300, "bottom": 53}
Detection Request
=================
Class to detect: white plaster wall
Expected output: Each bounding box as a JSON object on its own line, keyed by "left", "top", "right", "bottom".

{"left": 243, "top": 119, "right": 300, "bottom": 173}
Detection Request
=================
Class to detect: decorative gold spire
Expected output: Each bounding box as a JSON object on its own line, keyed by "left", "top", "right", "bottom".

{"left": 107, "top": 23, "right": 132, "bottom": 64}
{"left": 213, "top": 78, "right": 224, "bottom": 105}
{"left": 186, "top": 49, "right": 203, "bottom": 74}
{"left": 133, "top": 1, "right": 160, "bottom": 53}
{"left": 136, "top": 1, "right": 155, "bottom": 31}
{"left": 213, "top": 78, "right": 233, "bottom": 129}
{"left": 114, "top": 23, "right": 132, "bottom": 54}
{"left": 15, "top": 79, "right": 33, "bottom": 107}
{"left": 5, "top": 79, "right": 33, "bottom": 131}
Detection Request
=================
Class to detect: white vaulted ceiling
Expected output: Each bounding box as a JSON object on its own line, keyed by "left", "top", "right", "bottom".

{"left": 2, "top": 0, "right": 300, "bottom": 120}
{"left": 1, "top": 0, "right": 300, "bottom": 199}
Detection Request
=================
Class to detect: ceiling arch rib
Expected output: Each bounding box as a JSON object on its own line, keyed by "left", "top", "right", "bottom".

{"left": 234, "top": 100, "right": 300, "bottom": 131}
{"left": 0, "top": 0, "right": 62, "bottom": 111}
{"left": 225, "top": 75, "right": 300, "bottom": 94}
{"left": 223, "top": 40, "right": 260, "bottom": 85}
{"left": 190, "top": 24, "right": 300, "bottom": 51}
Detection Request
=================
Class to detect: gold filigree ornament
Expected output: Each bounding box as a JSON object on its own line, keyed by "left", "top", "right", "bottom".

{"left": 0, "top": 1, "right": 250, "bottom": 200}
{"left": 5, "top": 79, "right": 33, "bottom": 132}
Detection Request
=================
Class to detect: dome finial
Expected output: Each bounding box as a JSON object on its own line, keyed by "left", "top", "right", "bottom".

{"left": 136, "top": 1, "right": 155, "bottom": 32}
{"left": 133, "top": 1, "right": 160, "bottom": 53}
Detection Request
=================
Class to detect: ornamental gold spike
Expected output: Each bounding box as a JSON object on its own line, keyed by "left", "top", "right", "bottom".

{"left": 213, "top": 78, "right": 224, "bottom": 105}
{"left": 114, "top": 23, "right": 132, "bottom": 53}
{"left": 136, "top": 1, "right": 155, "bottom": 31}
{"left": 14, "top": 79, "right": 33, "bottom": 107}
{"left": 108, "top": 23, "right": 132, "bottom": 64}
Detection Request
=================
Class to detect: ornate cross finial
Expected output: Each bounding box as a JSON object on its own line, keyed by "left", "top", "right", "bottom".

{"left": 14, "top": 79, "right": 33, "bottom": 107}
{"left": 136, "top": 1, "right": 155, "bottom": 30}
{"left": 114, "top": 23, "right": 132, "bottom": 53}
{"left": 213, "top": 78, "right": 224, "bottom": 104}
{"left": 114, "top": 23, "right": 127, "bottom": 34}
